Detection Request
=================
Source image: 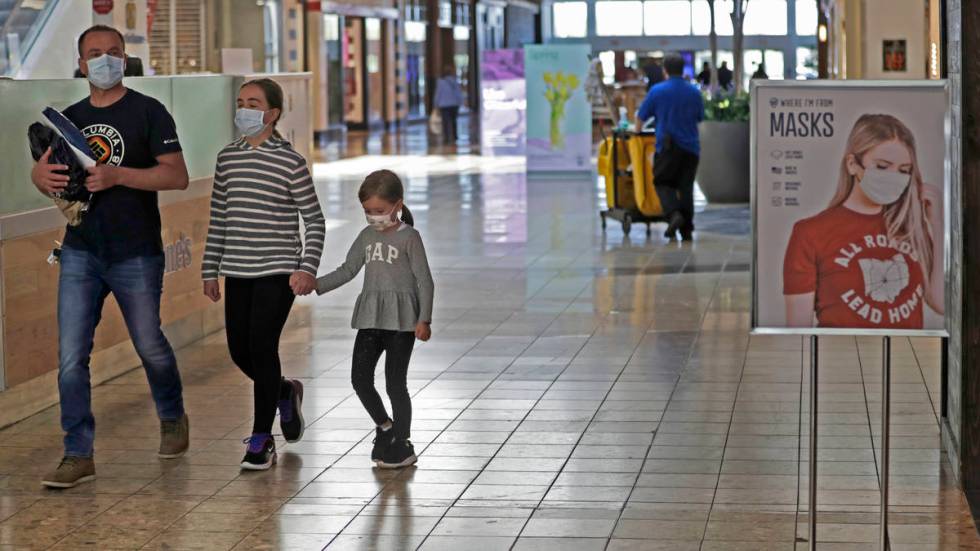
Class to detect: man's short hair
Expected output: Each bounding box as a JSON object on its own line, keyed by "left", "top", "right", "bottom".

{"left": 664, "top": 54, "right": 685, "bottom": 77}
{"left": 77, "top": 25, "right": 125, "bottom": 56}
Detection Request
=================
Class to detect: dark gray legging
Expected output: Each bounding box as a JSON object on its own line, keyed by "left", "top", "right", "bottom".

{"left": 351, "top": 329, "right": 416, "bottom": 440}
{"left": 440, "top": 106, "right": 459, "bottom": 144}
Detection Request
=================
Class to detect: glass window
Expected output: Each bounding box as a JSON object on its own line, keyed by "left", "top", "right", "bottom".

{"left": 796, "top": 46, "right": 817, "bottom": 79}
{"left": 645, "top": 0, "right": 691, "bottom": 36}
{"left": 795, "top": 0, "right": 817, "bottom": 35}
{"left": 596, "top": 1, "right": 644, "bottom": 36}
{"left": 552, "top": 2, "right": 588, "bottom": 38}
{"left": 323, "top": 14, "right": 340, "bottom": 41}
{"left": 692, "top": 0, "right": 733, "bottom": 36}
{"left": 365, "top": 18, "right": 381, "bottom": 41}
{"left": 743, "top": 0, "right": 787, "bottom": 35}
{"left": 405, "top": 21, "right": 426, "bottom": 43}
{"left": 454, "top": 25, "right": 470, "bottom": 40}
{"left": 599, "top": 50, "right": 616, "bottom": 84}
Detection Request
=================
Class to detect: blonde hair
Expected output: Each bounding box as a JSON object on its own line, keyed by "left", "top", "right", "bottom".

{"left": 829, "top": 114, "right": 934, "bottom": 281}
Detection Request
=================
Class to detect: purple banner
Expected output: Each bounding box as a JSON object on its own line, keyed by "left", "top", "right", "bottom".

{"left": 481, "top": 49, "right": 526, "bottom": 156}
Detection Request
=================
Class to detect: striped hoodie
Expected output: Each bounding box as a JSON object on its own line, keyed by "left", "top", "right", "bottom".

{"left": 202, "top": 136, "right": 325, "bottom": 280}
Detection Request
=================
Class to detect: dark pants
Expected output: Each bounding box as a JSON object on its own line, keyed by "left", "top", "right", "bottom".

{"left": 58, "top": 248, "right": 184, "bottom": 457}
{"left": 654, "top": 149, "right": 700, "bottom": 231}
{"left": 351, "top": 329, "right": 415, "bottom": 440}
{"left": 440, "top": 106, "right": 459, "bottom": 144}
{"left": 225, "top": 275, "right": 295, "bottom": 434}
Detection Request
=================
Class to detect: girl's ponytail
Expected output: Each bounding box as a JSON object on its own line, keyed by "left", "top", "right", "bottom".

{"left": 400, "top": 205, "right": 415, "bottom": 227}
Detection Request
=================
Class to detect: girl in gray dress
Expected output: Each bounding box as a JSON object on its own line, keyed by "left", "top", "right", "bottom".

{"left": 316, "top": 169, "right": 434, "bottom": 468}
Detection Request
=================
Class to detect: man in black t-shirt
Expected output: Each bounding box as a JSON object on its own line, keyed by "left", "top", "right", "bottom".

{"left": 31, "top": 25, "right": 190, "bottom": 489}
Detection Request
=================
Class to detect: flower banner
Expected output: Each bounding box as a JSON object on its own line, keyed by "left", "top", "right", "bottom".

{"left": 524, "top": 44, "right": 591, "bottom": 172}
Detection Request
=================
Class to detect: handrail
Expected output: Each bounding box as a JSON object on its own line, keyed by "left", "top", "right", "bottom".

{"left": 1, "top": 0, "right": 60, "bottom": 77}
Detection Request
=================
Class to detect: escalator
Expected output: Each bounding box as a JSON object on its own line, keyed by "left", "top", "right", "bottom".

{"left": 0, "top": 0, "right": 58, "bottom": 76}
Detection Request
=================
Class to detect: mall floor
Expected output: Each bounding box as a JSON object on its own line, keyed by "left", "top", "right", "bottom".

{"left": 0, "top": 125, "right": 978, "bottom": 550}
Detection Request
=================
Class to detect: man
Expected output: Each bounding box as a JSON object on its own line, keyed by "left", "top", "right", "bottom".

{"left": 434, "top": 64, "right": 464, "bottom": 145}
{"left": 637, "top": 52, "right": 704, "bottom": 241}
{"left": 695, "top": 61, "right": 711, "bottom": 88}
{"left": 643, "top": 60, "right": 665, "bottom": 90}
{"left": 30, "top": 25, "right": 190, "bottom": 489}
{"left": 752, "top": 63, "right": 769, "bottom": 80}
{"left": 717, "top": 61, "right": 734, "bottom": 91}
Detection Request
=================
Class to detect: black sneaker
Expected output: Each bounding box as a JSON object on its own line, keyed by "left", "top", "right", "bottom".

{"left": 278, "top": 379, "right": 305, "bottom": 443}
{"left": 664, "top": 211, "right": 685, "bottom": 240}
{"left": 240, "top": 434, "right": 277, "bottom": 471}
{"left": 371, "top": 423, "right": 393, "bottom": 463}
{"left": 378, "top": 438, "right": 417, "bottom": 469}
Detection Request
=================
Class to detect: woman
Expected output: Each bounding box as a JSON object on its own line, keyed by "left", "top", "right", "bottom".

{"left": 783, "top": 114, "right": 943, "bottom": 329}
{"left": 434, "top": 65, "right": 464, "bottom": 145}
{"left": 202, "top": 79, "right": 325, "bottom": 469}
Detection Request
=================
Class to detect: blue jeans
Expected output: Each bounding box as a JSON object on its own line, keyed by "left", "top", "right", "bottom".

{"left": 58, "top": 247, "right": 184, "bottom": 457}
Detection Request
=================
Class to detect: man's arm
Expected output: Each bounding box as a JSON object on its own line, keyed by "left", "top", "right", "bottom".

{"left": 85, "top": 152, "right": 190, "bottom": 192}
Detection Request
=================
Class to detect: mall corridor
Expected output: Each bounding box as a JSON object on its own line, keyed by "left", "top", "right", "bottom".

{"left": 0, "top": 152, "right": 975, "bottom": 550}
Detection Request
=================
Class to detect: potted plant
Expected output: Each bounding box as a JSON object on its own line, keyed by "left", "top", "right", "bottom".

{"left": 697, "top": 93, "right": 750, "bottom": 203}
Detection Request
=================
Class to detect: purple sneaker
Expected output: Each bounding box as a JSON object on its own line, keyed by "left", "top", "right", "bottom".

{"left": 240, "top": 434, "right": 276, "bottom": 470}
{"left": 278, "top": 379, "right": 305, "bottom": 443}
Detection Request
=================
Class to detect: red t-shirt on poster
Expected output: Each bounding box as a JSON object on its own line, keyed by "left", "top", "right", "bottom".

{"left": 783, "top": 205, "right": 925, "bottom": 329}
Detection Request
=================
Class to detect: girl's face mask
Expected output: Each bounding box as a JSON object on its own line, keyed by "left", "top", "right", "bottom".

{"left": 234, "top": 108, "right": 267, "bottom": 137}
{"left": 366, "top": 205, "right": 399, "bottom": 231}
{"left": 858, "top": 166, "right": 911, "bottom": 205}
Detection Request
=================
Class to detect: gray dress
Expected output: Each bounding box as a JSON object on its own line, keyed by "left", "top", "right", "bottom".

{"left": 316, "top": 224, "right": 434, "bottom": 332}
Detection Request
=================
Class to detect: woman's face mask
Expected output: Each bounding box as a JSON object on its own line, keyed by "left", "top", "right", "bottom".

{"left": 858, "top": 166, "right": 911, "bottom": 205}
{"left": 86, "top": 54, "right": 125, "bottom": 90}
{"left": 234, "top": 108, "right": 267, "bottom": 137}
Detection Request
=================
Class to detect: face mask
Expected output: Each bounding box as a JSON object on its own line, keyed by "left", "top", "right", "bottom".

{"left": 86, "top": 54, "right": 125, "bottom": 90}
{"left": 234, "top": 108, "right": 267, "bottom": 137}
{"left": 858, "top": 167, "right": 911, "bottom": 205}
{"left": 366, "top": 207, "right": 399, "bottom": 231}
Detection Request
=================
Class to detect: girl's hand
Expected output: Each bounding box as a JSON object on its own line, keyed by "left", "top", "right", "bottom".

{"left": 203, "top": 280, "right": 221, "bottom": 302}
{"left": 415, "top": 322, "right": 431, "bottom": 342}
{"left": 922, "top": 183, "right": 943, "bottom": 229}
{"left": 290, "top": 271, "right": 316, "bottom": 296}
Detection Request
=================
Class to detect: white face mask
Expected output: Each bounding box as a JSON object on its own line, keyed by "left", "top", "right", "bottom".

{"left": 234, "top": 108, "right": 267, "bottom": 137}
{"left": 366, "top": 207, "right": 399, "bottom": 231}
{"left": 86, "top": 54, "right": 125, "bottom": 90}
{"left": 858, "top": 167, "right": 911, "bottom": 205}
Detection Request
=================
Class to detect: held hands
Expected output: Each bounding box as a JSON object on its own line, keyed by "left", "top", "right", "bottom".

{"left": 415, "top": 321, "right": 431, "bottom": 342}
{"left": 203, "top": 280, "right": 221, "bottom": 302}
{"left": 85, "top": 164, "right": 121, "bottom": 193}
{"left": 31, "top": 147, "right": 69, "bottom": 195}
{"left": 290, "top": 271, "right": 317, "bottom": 296}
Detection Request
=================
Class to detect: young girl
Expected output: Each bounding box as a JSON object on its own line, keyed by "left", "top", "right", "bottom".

{"left": 202, "top": 78, "right": 325, "bottom": 470}
{"left": 783, "top": 113, "right": 943, "bottom": 329}
{"left": 316, "top": 169, "right": 434, "bottom": 468}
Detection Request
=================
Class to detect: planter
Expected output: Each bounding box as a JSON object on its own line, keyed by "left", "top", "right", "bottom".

{"left": 696, "top": 120, "right": 750, "bottom": 203}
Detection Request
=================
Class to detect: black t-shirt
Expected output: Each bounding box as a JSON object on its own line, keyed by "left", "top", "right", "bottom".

{"left": 62, "top": 89, "right": 182, "bottom": 262}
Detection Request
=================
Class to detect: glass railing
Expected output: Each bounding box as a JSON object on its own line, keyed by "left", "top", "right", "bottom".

{"left": 0, "top": 0, "right": 58, "bottom": 76}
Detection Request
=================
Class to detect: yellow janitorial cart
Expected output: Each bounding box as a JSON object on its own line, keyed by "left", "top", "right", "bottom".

{"left": 597, "top": 129, "right": 664, "bottom": 236}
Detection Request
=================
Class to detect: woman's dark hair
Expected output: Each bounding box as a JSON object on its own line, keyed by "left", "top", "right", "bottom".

{"left": 241, "top": 78, "right": 284, "bottom": 138}
{"left": 359, "top": 169, "right": 414, "bottom": 226}
{"left": 664, "top": 53, "right": 685, "bottom": 77}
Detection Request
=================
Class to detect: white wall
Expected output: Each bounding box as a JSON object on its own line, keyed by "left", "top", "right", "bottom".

{"left": 16, "top": 1, "right": 93, "bottom": 79}
{"left": 862, "top": 0, "right": 926, "bottom": 79}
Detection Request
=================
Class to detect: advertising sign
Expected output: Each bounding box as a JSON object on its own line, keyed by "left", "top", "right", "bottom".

{"left": 752, "top": 81, "right": 949, "bottom": 336}
{"left": 524, "top": 44, "right": 592, "bottom": 172}
{"left": 481, "top": 49, "right": 526, "bottom": 156}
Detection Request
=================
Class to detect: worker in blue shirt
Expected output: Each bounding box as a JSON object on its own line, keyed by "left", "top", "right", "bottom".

{"left": 637, "top": 53, "right": 705, "bottom": 241}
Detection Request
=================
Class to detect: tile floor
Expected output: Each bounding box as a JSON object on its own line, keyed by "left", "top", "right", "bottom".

{"left": 0, "top": 153, "right": 977, "bottom": 550}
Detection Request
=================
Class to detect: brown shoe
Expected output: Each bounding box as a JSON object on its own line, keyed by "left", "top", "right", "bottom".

{"left": 41, "top": 456, "right": 96, "bottom": 489}
{"left": 159, "top": 413, "right": 189, "bottom": 458}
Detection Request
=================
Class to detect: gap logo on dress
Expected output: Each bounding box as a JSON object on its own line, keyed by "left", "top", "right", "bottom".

{"left": 365, "top": 242, "right": 399, "bottom": 265}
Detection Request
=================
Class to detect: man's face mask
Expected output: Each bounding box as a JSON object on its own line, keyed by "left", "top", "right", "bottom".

{"left": 86, "top": 54, "right": 125, "bottom": 90}
{"left": 858, "top": 166, "right": 911, "bottom": 206}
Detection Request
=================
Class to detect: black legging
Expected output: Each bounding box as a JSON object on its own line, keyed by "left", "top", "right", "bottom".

{"left": 440, "top": 106, "right": 459, "bottom": 144}
{"left": 225, "top": 275, "right": 295, "bottom": 434}
{"left": 351, "top": 329, "right": 416, "bottom": 440}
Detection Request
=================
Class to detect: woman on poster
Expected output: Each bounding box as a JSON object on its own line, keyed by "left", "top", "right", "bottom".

{"left": 783, "top": 114, "right": 944, "bottom": 330}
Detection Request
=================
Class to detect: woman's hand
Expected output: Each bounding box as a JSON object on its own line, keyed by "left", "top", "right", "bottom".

{"left": 290, "top": 271, "right": 316, "bottom": 296}
{"left": 921, "top": 183, "right": 943, "bottom": 231}
{"left": 415, "top": 321, "right": 431, "bottom": 342}
{"left": 203, "top": 280, "right": 221, "bottom": 302}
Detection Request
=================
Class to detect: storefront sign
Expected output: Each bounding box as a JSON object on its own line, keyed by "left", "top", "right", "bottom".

{"left": 164, "top": 233, "right": 192, "bottom": 274}
{"left": 524, "top": 44, "right": 592, "bottom": 172}
{"left": 751, "top": 81, "right": 949, "bottom": 336}
{"left": 93, "top": 0, "right": 114, "bottom": 15}
{"left": 480, "top": 49, "right": 526, "bottom": 156}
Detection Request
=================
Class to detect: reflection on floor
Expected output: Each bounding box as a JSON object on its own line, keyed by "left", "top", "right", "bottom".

{"left": 1, "top": 154, "right": 976, "bottom": 550}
